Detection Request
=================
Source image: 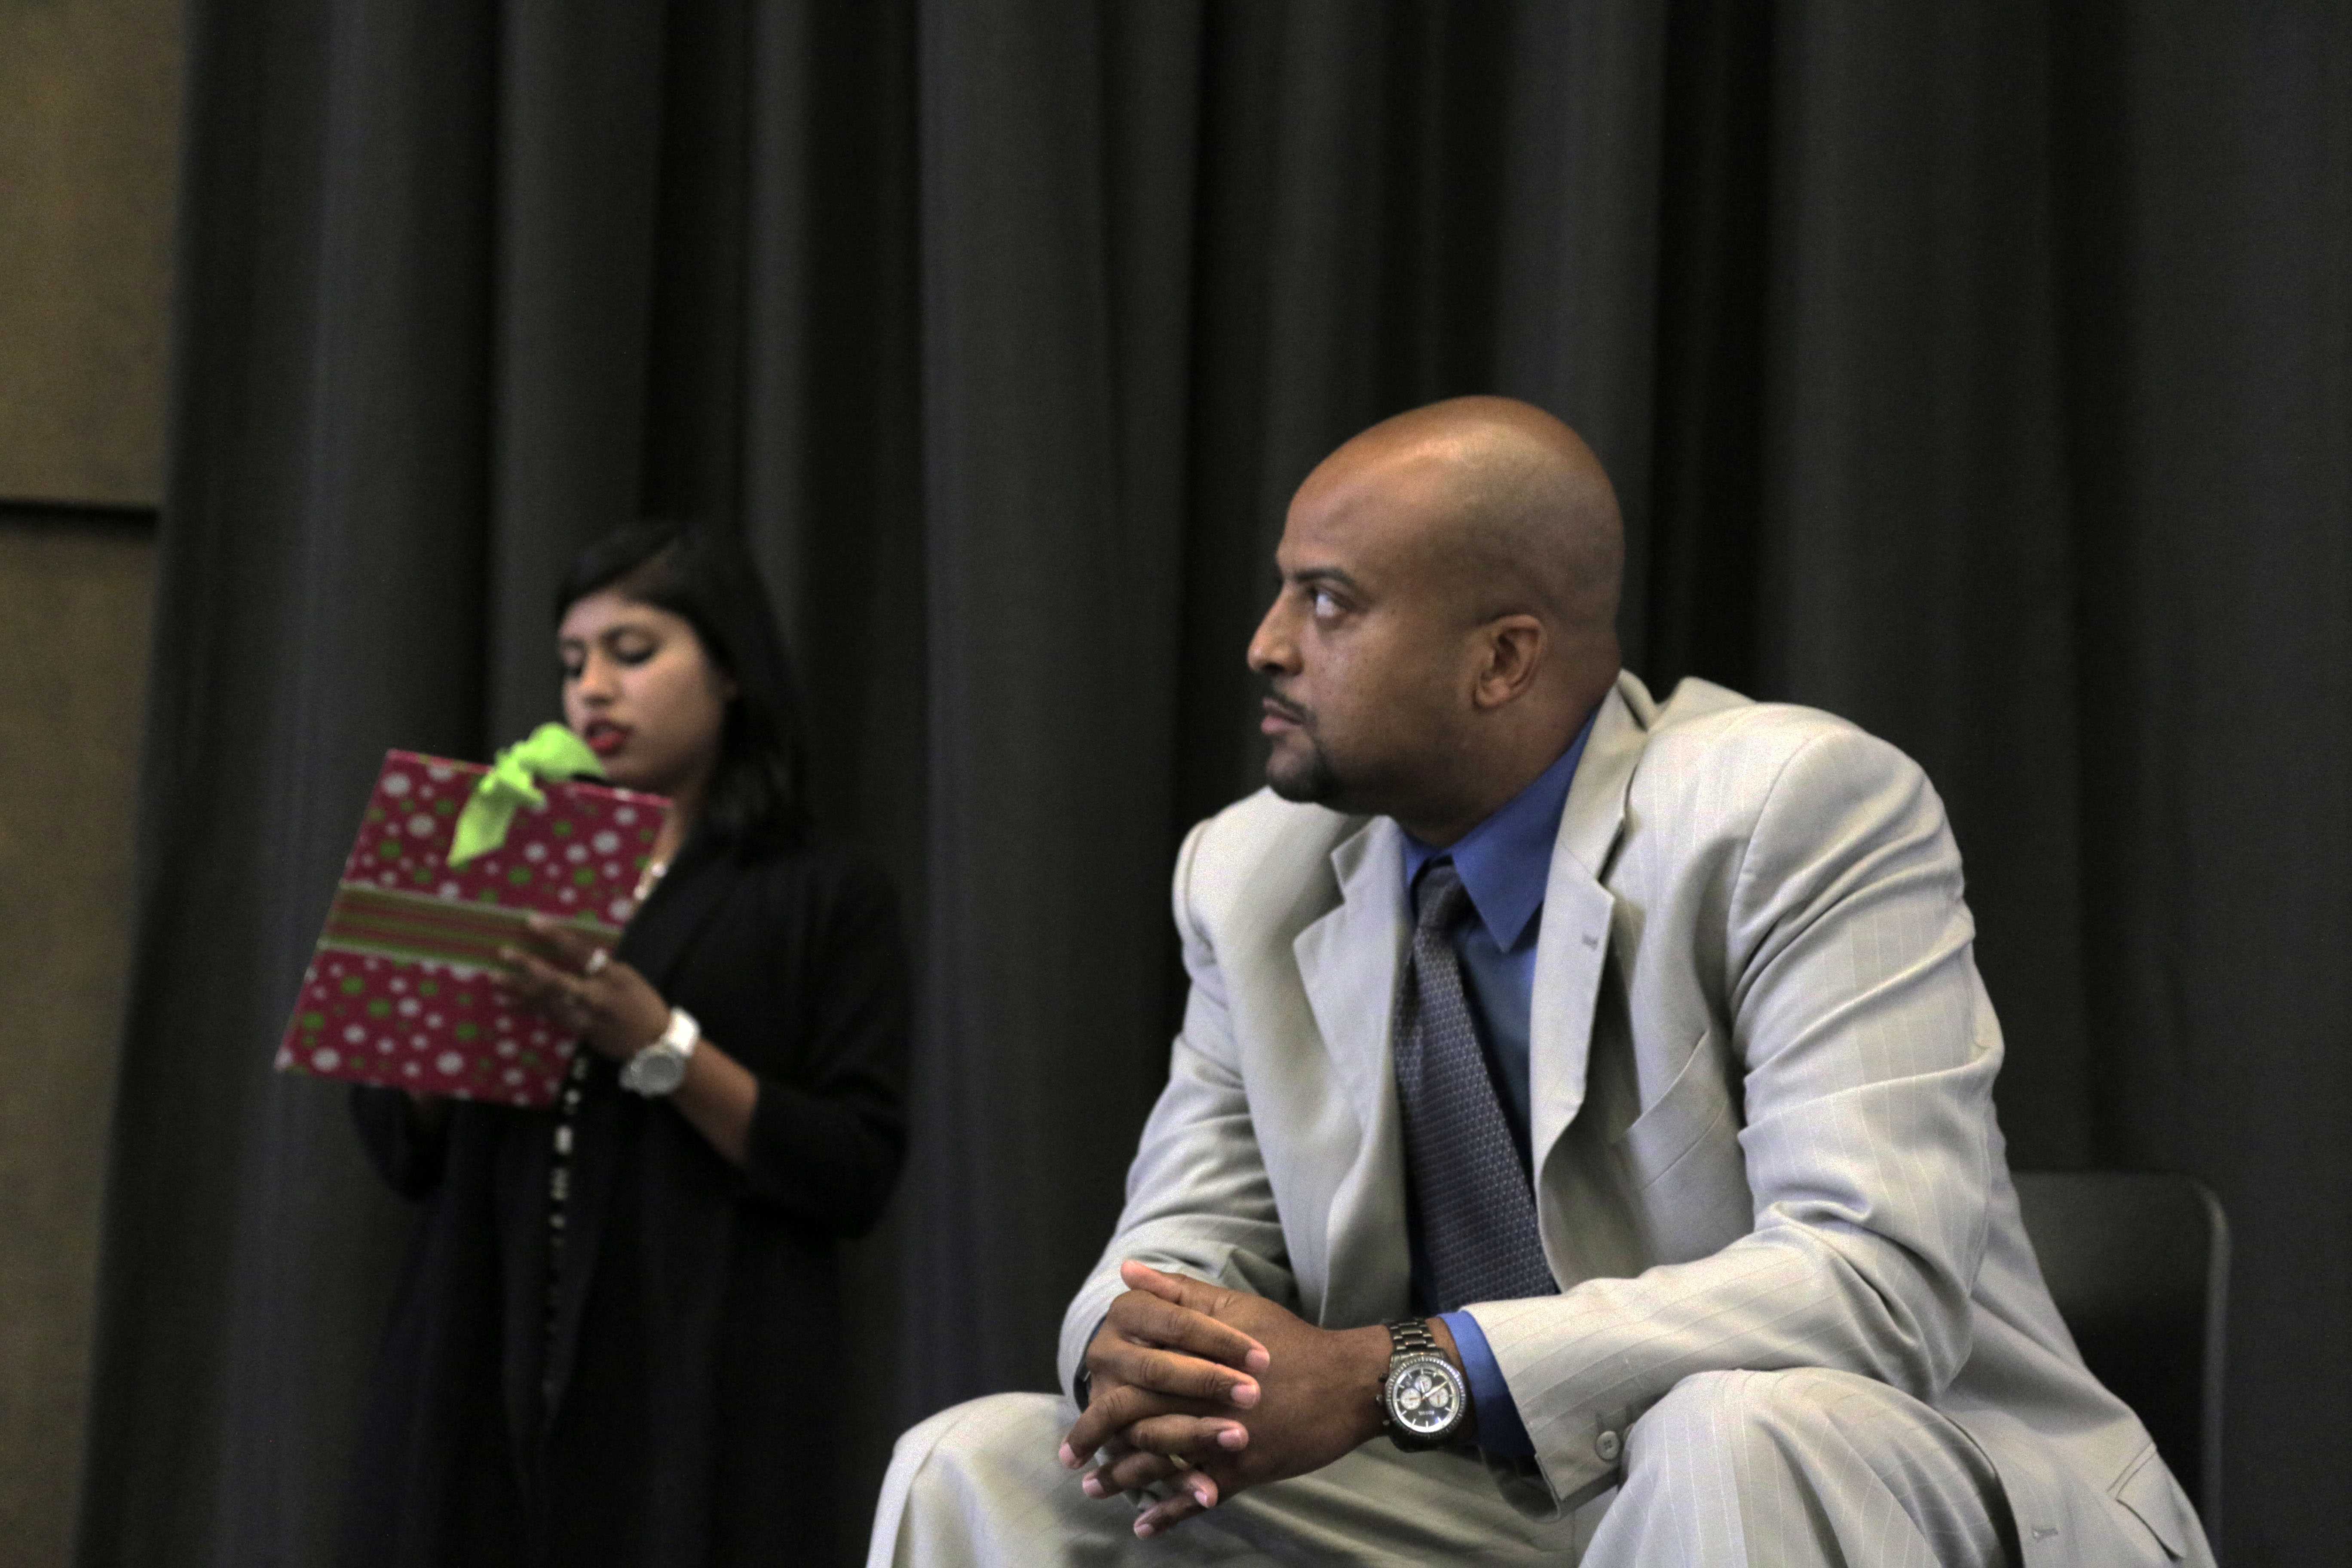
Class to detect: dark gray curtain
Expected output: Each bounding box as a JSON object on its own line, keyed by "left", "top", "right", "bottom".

{"left": 78, "top": 3, "right": 2348, "bottom": 1565}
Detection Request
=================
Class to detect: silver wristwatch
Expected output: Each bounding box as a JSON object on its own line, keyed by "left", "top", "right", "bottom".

{"left": 619, "top": 1006, "right": 699, "bottom": 1097}
{"left": 1381, "top": 1319, "right": 1470, "bottom": 1451}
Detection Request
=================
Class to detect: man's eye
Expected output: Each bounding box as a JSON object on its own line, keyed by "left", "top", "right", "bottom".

{"left": 1311, "top": 589, "right": 1341, "bottom": 619}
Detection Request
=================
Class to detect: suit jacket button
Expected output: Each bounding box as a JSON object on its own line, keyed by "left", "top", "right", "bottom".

{"left": 1594, "top": 1429, "right": 1622, "bottom": 1463}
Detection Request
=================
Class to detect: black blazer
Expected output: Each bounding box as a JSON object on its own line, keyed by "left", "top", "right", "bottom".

{"left": 340, "top": 831, "right": 909, "bottom": 1568}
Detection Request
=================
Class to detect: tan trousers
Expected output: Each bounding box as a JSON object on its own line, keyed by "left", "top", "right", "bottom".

{"left": 867, "top": 1368, "right": 2029, "bottom": 1566}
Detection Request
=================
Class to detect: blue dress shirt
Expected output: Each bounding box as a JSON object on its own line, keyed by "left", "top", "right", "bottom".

{"left": 1401, "top": 711, "right": 1595, "bottom": 1457}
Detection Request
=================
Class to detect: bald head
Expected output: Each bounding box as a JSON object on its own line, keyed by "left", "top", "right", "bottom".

{"left": 1300, "top": 395, "right": 1624, "bottom": 644}
{"left": 1250, "top": 397, "right": 1626, "bottom": 842}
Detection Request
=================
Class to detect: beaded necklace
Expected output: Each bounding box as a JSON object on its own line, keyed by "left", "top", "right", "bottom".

{"left": 540, "top": 851, "right": 672, "bottom": 1407}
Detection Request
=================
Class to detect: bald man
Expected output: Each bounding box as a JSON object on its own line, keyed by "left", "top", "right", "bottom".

{"left": 869, "top": 399, "right": 2211, "bottom": 1566}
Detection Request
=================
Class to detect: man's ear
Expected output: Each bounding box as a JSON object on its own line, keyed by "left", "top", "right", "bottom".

{"left": 1472, "top": 616, "right": 1545, "bottom": 711}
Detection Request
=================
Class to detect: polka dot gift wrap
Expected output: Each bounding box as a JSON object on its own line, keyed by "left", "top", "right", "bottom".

{"left": 275, "top": 750, "right": 672, "bottom": 1107}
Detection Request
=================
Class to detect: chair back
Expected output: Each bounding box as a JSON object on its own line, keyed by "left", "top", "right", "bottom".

{"left": 2012, "top": 1170, "right": 2227, "bottom": 1538}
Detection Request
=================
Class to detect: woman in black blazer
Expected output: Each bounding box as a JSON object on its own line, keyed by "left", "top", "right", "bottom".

{"left": 342, "top": 524, "right": 908, "bottom": 1568}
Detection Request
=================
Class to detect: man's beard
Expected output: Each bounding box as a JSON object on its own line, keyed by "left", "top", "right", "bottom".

{"left": 1265, "top": 730, "right": 1342, "bottom": 803}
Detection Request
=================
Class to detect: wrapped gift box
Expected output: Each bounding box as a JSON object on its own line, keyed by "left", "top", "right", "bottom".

{"left": 276, "top": 749, "right": 671, "bottom": 1107}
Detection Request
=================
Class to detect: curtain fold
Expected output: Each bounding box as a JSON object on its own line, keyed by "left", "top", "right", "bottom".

{"left": 79, "top": 3, "right": 2349, "bottom": 1565}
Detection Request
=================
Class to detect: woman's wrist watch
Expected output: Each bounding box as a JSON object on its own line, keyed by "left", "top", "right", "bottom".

{"left": 620, "top": 1006, "right": 699, "bottom": 1097}
{"left": 1381, "top": 1319, "right": 1470, "bottom": 1450}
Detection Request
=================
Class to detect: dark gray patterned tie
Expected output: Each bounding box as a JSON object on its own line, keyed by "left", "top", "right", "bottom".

{"left": 1393, "top": 859, "right": 1559, "bottom": 1312}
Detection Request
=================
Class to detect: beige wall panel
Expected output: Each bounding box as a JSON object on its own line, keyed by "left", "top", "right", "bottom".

{"left": 0, "top": 522, "right": 155, "bottom": 1568}
{"left": 0, "top": 0, "right": 184, "bottom": 507}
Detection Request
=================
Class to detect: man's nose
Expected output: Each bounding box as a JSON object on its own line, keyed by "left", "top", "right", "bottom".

{"left": 1247, "top": 598, "right": 1296, "bottom": 674}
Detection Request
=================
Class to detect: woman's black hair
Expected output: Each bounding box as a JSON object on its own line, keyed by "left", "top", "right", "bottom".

{"left": 554, "top": 522, "right": 810, "bottom": 854}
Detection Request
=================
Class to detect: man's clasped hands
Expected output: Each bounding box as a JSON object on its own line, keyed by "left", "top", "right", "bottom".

{"left": 1059, "top": 1262, "right": 1463, "bottom": 1539}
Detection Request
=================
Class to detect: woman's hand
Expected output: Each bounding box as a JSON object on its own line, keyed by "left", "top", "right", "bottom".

{"left": 495, "top": 915, "right": 760, "bottom": 1168}
{"left": 494, "top": 916, "right": 672, "bottom": 1061}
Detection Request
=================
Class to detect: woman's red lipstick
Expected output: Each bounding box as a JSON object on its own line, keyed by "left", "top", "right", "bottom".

{"left": 585, "top": 722, "right": 631, "bottom": 756}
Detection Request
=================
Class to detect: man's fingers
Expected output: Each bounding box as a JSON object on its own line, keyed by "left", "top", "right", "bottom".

{"left": 1108, "top": 1289, "right": 1271, "bottom": 1375}
{"left": 1135, "top": 1482, "right": 1216, "bottom": 1538}
{"left": 1063, "top": 1375, "right": 1235, "bottom": 1464}
{"left": 1087, "top": 1316, "right": 1260, "bottom": 1410}
{"left": 1097, "top": 1342, "right": 1259, "bottom": 1409}
{"left": 1059, "top": 1430, "right": 1135, "bottom": 1473}
{"left": 1119, "top": 1413, "right": 1250, "bottom": 1459}
{"left": 1075, "top": 1441, "right": 1153, "bottom": 1499}
{"left": 1061, "top": 1382, "right": 1199, "bottom": 1464}
{"left": 1087, "top": 1447, "right": 1172, "bottom": 1497}
{"left": 1080, "top": 1450, "right": 1220, "bottom": 1518}
{"left": 1119, "top": 1260, "right": 1240, "bottom": 1321}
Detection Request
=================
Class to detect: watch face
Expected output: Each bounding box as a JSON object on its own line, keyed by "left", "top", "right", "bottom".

{"left": 626, "top": 1045, "right": 687, "bottom": 1096}
{"left": 1387, "top": 1356, "right": 1463, "bottom": 1437}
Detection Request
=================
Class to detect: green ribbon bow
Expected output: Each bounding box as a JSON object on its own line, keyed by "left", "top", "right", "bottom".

{"left": 447, "top": 723, "right": 606, "bottom": 867}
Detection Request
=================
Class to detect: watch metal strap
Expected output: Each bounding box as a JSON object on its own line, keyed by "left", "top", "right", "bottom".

{"left": 1381, "top": 1317, "right": 1466, "bottom": 1452}
{"left": 1385, "top": 1318, "right": 1439, "bottom": 1359}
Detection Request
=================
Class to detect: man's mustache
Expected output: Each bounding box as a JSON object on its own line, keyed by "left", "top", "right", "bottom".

{"left": 1262, "top": 689, "right": 1312, "bottom": 726}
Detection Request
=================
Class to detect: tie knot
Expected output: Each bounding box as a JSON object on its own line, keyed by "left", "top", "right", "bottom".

{"left": 1414, "top": 859, "right": 1471, "bottom": 937}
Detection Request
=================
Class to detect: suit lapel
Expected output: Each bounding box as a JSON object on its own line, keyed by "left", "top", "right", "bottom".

{"left": 1292, "top": 816, "right": 1413, "bottom": 1325}
{"left": 1292, "top": 816, "right": 1407, "bottom": 1138}
{"left": 1528, "top": 683, "right": 1648, "bottom": 1184}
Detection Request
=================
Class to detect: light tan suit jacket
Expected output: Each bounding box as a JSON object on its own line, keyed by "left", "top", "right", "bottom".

{"left": 1058, "top": 674, "right": 2208, "bottom": 1566}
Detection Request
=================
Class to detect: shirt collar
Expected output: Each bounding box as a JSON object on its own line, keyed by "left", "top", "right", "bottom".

{"left": 1402, "top": 709, "right": 1597, "bottom": 951}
